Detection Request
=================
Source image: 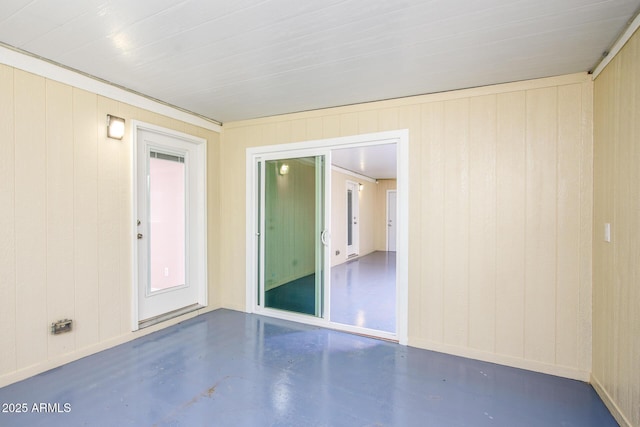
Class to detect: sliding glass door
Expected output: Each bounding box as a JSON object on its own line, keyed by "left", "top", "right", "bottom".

{"left": 257, "top": 155, "right": 327, "bottom": 317}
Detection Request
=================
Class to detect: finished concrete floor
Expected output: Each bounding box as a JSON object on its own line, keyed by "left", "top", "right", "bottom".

{"left": 0, "top": 309, "right": 616, "bottom": 426}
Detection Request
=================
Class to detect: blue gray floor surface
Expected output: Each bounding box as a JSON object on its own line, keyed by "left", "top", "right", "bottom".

{"left": 265, "top": 251, "right": 396, "bottom": 331}
{"left": 0, "top": 309, "right": 616, "bottom": 427}
{"left": 330, "top": 251, "right": 396, "bottom": 332}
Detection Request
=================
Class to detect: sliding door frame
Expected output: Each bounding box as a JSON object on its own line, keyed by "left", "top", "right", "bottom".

{"left": 246, "top": 129, "right": 409, "bottom": 345}
{"left": 256, "top": 150, "right": 331, "bottom": 319}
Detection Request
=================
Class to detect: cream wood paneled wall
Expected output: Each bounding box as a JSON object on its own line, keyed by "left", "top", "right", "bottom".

{"left": 330, "top": 169, "right": 376, "bottom": 266}
{"left": 221, "top": 72, "right": 593, "bottom": 380}
{"left": 0, "top": 65, "right": 221, "bottom": 386}
{"left": 592, "top": 28, "right": 640, "bottom": 427}
{"left": 374, "top": 179, "right": 396, "bottom": 251}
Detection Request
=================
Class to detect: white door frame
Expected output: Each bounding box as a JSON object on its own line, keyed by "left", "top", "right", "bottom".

{"left": 246, "top": 129, "right": 409, "bottom": 345}
{"left": 346, "top": 180, "right": 360, "bottom": 258}
{"left": 131, "top": 121, "right": 208, "bottom": 331}
{"left": 386, "top": 190, "right": 397, "bottom": 252}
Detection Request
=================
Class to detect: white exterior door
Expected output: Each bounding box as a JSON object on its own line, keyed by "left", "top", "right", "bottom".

{"left": 134, "top": 123, "right": 207, "bottom": 326}
{"left": 387, "top": 190, "right": 397, "bottom": 252}
{"left": 346, "top": 181, "right": 359, "bottom": 258}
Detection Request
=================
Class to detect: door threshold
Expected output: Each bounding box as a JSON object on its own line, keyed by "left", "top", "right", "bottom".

{"left": 138, "top": 303, "right": 203, "bottom": 329}
{"left": 348, "top": 330, "right": 398, "bottom": 343}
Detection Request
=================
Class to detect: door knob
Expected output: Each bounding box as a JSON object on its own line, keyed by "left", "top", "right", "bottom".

{"left": 137, "top": 233, "right": 143, "bottom": 239}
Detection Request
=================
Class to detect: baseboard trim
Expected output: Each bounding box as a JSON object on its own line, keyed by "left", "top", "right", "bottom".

{"left": 138, "top": 303, "right": 203, "bottom": 329}
{"left": 409, "top": 338, "right": 591, "bottom": 381}
{"left": 591, "top": 374, "right": 632, "bottom": 427}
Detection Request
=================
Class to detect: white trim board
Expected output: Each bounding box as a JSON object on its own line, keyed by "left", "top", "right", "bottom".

{"left": 0, "top": 43, "right": 221, "bottom": 133}
{"left": 591, "top": 11, "right": 640, "bottom": 78}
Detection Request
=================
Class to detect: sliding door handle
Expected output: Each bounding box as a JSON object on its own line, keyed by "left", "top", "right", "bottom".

{"left": 321, "top": 230, "right": 329, "bottom": 246}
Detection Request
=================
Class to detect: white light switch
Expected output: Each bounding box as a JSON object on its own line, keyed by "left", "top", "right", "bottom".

{"left": 604, "top": 223, "right": 611, "bottom": 243}
{"left": 164, "top": 267, "right": 169, "bottom": 277}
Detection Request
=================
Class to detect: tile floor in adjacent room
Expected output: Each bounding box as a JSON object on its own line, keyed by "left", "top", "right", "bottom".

{"left": 0, "top": 309, "right": 616, "bottom": 427}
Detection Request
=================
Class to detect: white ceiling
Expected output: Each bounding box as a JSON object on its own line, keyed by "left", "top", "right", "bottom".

{"left": 1, "top": 0, "right": 639, "bottom": 124}
{"left": 332, "top": 144, "right": 397, "bottom": 180}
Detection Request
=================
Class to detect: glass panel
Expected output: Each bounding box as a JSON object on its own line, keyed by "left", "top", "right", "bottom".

{"left": 314, "top": 156, "right": 325, "bottom": 316}
{"left": 347, "top": 189, "right": 353, "bottom": 246}
{"left": 263, "top": 156, "right": 322, "bottom": 316}
{"left": 256, "top": 160, "right": 262, "bottom": 306}
{"left": 149, "top": 153, "right": 186, "bottom": 293}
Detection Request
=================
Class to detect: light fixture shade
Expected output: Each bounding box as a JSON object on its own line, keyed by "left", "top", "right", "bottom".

{"left": 107, "top": 114, "right": 125, "bottom": 140}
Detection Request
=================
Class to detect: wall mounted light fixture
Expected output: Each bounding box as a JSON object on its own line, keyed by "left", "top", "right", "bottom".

{"left": 107, "top": 114, "right": 125, "bottom": 140}
{"left": 359, "top": 183, "right": 364, "bottom": 191}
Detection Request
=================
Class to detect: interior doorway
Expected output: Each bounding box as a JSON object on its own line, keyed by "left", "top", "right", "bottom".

{"left": 346, "top": 180, "right": 360, "bottom": 258}
{"left": 246, "top": 130, "right": 409, "bottom": 344}
{"left": 331, "top": 144, "right": 397, "bottom": 334}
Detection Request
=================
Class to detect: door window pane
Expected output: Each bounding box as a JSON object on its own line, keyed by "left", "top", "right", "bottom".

{"left": 263, "top": 157, "right": 321, "bottom": 316}
{"left": 149, "top": 152, "right": 186, "bottom": 292}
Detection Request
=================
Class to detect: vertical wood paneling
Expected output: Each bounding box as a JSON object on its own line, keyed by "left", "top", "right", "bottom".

{"left": 379, "top": 108, "right": 399, "bottom": 131}
{"left": 330, "top": 171, "right": 347, "bottom": 267}
{"left": 290, "top": 119, "right": 307, "bottom": 142}
{"left": 340, "top": 112, "right": 358, "bottom": 136}
{"left": 631, "top": 33, "right": 640, "bottom": 425}
{"left": 421, "top": 102, "right": 445, "bottom": 342}
{"left": 72, "top": 88, "right": 100, "bottom": 350}
{"left": 117, "top": 108, "right": 132, "bottom": 334}
{"left": 219, "top": 126, "right": 248, "bottom": 308}
{"left": 0, "top": 65, "right": 16, "bottom": 375}
{"left": 357, "top": 110, "right": 378, "bottom": 134}
{"left": 264, "top": 158, "right": 317, "bottom": 289}
{"left": 577, "top": 80, "right": 593, "bottom": 374}
{"left": 442, "top": 98, "right": 469, "bottom": 347}
{"left": 275, "top": 121, "right": 292, "bottom": 144}
{"left": 524, "top": 87, "right": 558, "bottom": 364}
{"left": 357, "top": 179, "right": 375, "bottom": 255}
{"left": 206, "top": 130, "right": 221, "bottom": 308}
{"left": 495, "top": 91, "right": 526, "bottom": 358}
{"left": 322, "top": 115, "right": 340, "bottom": 139}
{"left": 555, "top": 84, "right": 582, "bottom": 368}
{"left": 305, "top": 117, "right": 323, "bottom": 140}
{"left": 593, "top": 60, "right": 617, "bottom": 392}
{"left": 218, "top": 73, "right": 594, "bottom": 382}
{"left": 97, "top": 96, "right": 123, "bottom": 341}
{"left": 14, "top": 70, "right": 47, "bottom": 369}
{"left": 398, "top": 105, "right": 422, "bottom": 340}
{"left": 46, "top": 80, "right": 75, "bottom": 358}
{"left": 593, "top": 28, "right": 640, "bottom": 426}
{"left": 262, "top": 123, "right": 277, "bottom": 147}
{"left": 612, "top": 39, "right": 634, "bottom": 416}
{"left": 0, "top": 64, "right": 220, "bottom": 387}
{"left": 468, "top": 95, "right": 497, "bottom": 353}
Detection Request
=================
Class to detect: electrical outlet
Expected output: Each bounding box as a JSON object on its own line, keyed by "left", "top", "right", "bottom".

{"left": 51, "top": 319, "right": 73, "bottom": 335}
